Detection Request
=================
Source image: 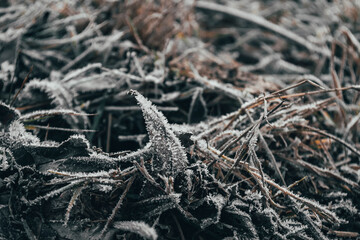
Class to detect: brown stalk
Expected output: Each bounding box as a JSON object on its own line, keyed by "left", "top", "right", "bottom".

{"left": 10, "top": 66, "right": 33, "bottom": 107}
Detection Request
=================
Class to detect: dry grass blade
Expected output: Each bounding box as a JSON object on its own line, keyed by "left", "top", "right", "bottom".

{"left": 64, "top": 183, "right": 87, "bottom": 226}
{"left": 248, "top": 169, "right": 339, "bottom": 223}
{"left": 25, "top": 124, "right": 96, "bottom": 133}
{"left": 297, "top": 124, "right": 360, "bottom": 157}
{"left": 100, "top": 175, "right": 136, "bottom": 237}
{"left": 10, "top": 66, "right": 33, "bottom": 107}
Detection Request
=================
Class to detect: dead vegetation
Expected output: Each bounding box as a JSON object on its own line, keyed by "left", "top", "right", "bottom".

{"left": 1, "top": 0, "right": 360, "bottom": 239}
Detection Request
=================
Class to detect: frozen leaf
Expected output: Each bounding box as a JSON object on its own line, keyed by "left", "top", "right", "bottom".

{"left": 64, "top": 184, "right": 86, "bottom": 226}
{"left": 22, "top": 134, "right": 90, "bottom": 170}
{"left": 17, "top": 79, "right": 87, "bottom": 128}
{"left": 61, "top": 63, "right": 102, "bottom": 83}
{"left": 223, "top": 201, "right": 259, "bottom": 239}
{"left": 26, "top": 179, "right": 84, "bottom": 206}
{"left": 117, "top": 142, "right": 153, "bottom": 163}
{"left": 112, "top": 221, "right": 157, "bottom": 240}
{"left": 47, "top": 169, "right": 111, "bottom": 179}
{"left": 0, "top": 147, "right": 14, "bottom": 171}
{"left": 18, "top": 79, "right": 74, "bottom": 109}
{"left": 65, "top": 71, "right": 123, "bottom": 93}
{"left": 19, "top": 109, "right": 92, "bottom": 122}
{"left": 200, "top": 194, "right": 226, "bottom": 229}
{"left": 2, "top": 120, "right": 40, "bottom": 147}
{"left": 134, "top": 194, "right": 181, "bottom": 218}
{"left": 0, "top": 101, "right": 20, "bottom": 126}
{"left": 129, "top": 90, "right": 188, "bottom": 176}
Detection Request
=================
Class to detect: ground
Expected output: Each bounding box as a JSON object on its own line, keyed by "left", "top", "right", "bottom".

{"left": 0, "top": 0, "right": 360, "bottom": 239}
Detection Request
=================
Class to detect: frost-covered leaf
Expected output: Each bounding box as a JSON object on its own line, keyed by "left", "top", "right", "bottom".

{"left": 1, "top": 120, "right": 40, "bottom": 147}
{"left": 25, "top": 179, "right": 84, "bottom": 206}
{"left": 0, "top": 101, "right": 20, "bottom": 126}
{"left": 129, "top": 90, "right": 188, "bottom": 176}
{"left": 0, "top": 147, "right": 14, "bottom": 171}
{"left": 200, "top": 194, "right": 226, "bottom": 229}
{"left": 113, "top": 221, "right": 158, "bottom": 240}
{"left": 223, "top": 201, "right": 259, "bottom": 240}
{"left": 19, "top": 109, "right": 92, "bottom": 122}
{"left": 18, "top": 79, "right": 74, "bottom": 109}
{"left": 16, "top": 79, "right": 87, "bottom": 128}
{"left": 47, "top": 169, "right": 111, "bottom": 179}
{"left": 22, "top": 134, "right": 90, "bottom": 170}
{"left": 61, "top": 63, "right": 103, "bottom": 83}
{"left": 64, "top": 184, "right": 86, "bottom": 226}
{"left": 132, "top": 194, "right": 181, "bottom": 219}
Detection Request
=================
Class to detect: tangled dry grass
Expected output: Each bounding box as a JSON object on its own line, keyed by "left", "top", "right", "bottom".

{"left": 1, "top": 0, "right": 360, "bottom": 239}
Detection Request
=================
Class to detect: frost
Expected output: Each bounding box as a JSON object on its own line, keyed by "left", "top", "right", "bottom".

{"left": 19, "top": 109, "right": 90, "bottom": 122}
{"left": 330, "top": 199, "right": 358, "bottom": 216}
{"left": 200, "top": 194, "right": 226, "bottom": 229}
{"left": 136, "top": 193, "right": 181, "bottom": 206}
{"left": 272, "top": 116, "right": 307, "bottom": 128}
{"left": 113, "top": 221, "right": 158, "bottom": 240}
{"left": 19, "top": 79, "right": 75, "bottom": 109}
{"left": 170, "top": 123, "right": 198, "bottom": 135}
{"left": 135, "top": 194, "right": 181, "bottom": 218}
{"left": 185, "top": 169, "right": 194, "bottom": 195}
{"left": 17, "top": 79, "right": 88, "bottom": 128}
{"left": 0, "top": 101, "right": 20, "bottom": 126}
{"left": 66, "top": 72, "right": 119, "bottom": 93}
{"left": 64, "top": 185, "right": 85, "bottom": 226}
{"left": 64, "top": 134, "right": 90, "bottom": 149}
{"left": 61, "top": 63, "right": 103, "bottom": 83}
{"left": 129, "top": 90, "right": 188, "bottom": 176}
{"left": 0, "top": 147, "right": 14, "bottom": 171}
{"left": 48, "top": 169, "right": 111, "bottom": 179}
{"left": 97, "top": 184, "right": 112, "bottom": 193}
{"left": 26, "top": 179, "right": 83, "bottom": 206}
{"left": 69, "top": 153, "right": 118, "bottom": 168}
{"left": 117, "top": 142, "right": 152, "bottom": 163}
{"left": 5, "top": 120, "right": 40, "bottom": 146}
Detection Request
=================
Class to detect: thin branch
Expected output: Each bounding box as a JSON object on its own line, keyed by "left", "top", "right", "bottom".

{"left": 297, "top": 124, "right": 360, "bottom": 157}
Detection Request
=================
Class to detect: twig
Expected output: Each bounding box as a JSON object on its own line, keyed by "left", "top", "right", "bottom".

{"left": 248, "top": 169, "right": 338, "bottom": 223}
{"left": 240, "top": 97, "right": 286, "bottom": 185}
{"left": 25, "top": 125, "right": 96, "bottom": 133}
{"left": 100, "top": 175, "right": 136, "bottom": 236}
{"left": 10, "top": 65, "right": 33, "bottom": 106}
{"left": 296, "top": 124, "right": 360, "bottom": 157}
